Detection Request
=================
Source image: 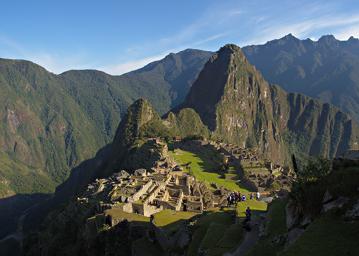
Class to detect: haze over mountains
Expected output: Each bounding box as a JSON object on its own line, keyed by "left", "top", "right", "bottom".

{"left": 1, "top": 33, "right": 359, "bottom": 198}
{"left": 20, "top": 42, "right": 359, "bottom": 256}
{"left": 243, "top": 34, "right": 359, "bottom": 122}
{"left": 1, "top": 33, "right": 359, "bottom": 256}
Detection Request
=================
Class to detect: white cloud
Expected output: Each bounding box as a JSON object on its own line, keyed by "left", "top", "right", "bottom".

{"left": 26, "top": 53, "right": 92, "bottom": 74}
{"left": 241, "top": 14, "right": 359, "bottom": 46}
{"left": 335, "top": 25, "right": 359, "bottom": 40}
{"left": 2, "top": 1, "right": 359, "bottom": 76}
{"left": 100, "top": 53, "right": 168, "bottom": 75}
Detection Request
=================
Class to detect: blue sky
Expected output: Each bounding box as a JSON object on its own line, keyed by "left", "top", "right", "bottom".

{"left": 1, "top": 0, "right": 359, "bottom": 74}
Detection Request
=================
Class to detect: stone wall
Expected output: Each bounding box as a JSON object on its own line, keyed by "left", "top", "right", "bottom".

{"left": 131, "top": 180, "right": 153, "bottom": 202}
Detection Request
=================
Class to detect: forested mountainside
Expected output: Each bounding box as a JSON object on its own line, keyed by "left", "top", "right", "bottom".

{"left": 23, "top": 44, "right": 359, "bottom": 238}
{"left": 22, "top": 49, "right": 359, "bottom": 254}
{"left": 0, "top": 49, "right": 211, "bottom": 196}
{"left": 180, "top": 44, "right": 359, "bottom": 165}
{"left": 4, "top": 33, "right": 359, "bottom": 197}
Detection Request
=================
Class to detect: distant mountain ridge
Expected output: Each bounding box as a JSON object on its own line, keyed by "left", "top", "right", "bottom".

{"left": 242, "top": 34, "right": 359, "bottom": 122}
{"left": 2, "top": 33, "right": 359, "bottom": 197}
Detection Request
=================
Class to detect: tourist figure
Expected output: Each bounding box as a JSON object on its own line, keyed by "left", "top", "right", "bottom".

{"left": 245, "top": 207, "right": 252, "bottom": 222}
{"left": 250, "top": 193, "right": 253, "bottom": 200}
{"left": 242, "top": 206, "right": 252, "bottom": 231}
{"left": 241, "top": 194, "right": 246, "bottom": 201}
{"left": 227, "top": 194, "right": 233, "bottom": 206}
{"left": 256, "top": 191, "right": 261, "bottom": 200}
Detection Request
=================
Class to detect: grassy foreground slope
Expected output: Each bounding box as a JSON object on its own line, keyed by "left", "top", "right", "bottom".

{"left": 282, "top": 213, "right": 359, "bottom": 256}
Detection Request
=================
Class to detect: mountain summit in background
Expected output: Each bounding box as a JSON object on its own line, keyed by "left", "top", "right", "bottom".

{"left": 2, "top": 34, "right": 359, "bottom": 198}
{"left": 242, "top": 34, "right": 359, "bottom": 122}
{"left": 19, "top": 43, "right": 359, "bottom": 256}
{"left": 180, "top": 44, "right": 359, "bottom": 164}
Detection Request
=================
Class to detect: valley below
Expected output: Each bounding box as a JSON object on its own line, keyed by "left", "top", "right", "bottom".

{"left": 0, "top": 36, "right": 359, "bottom": 256}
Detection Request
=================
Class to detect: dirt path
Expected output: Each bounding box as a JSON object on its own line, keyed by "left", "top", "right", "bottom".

{"left": 225, "top": 213, "right": 266, "bottom": 256}
{"left": 0, "top": 199, "right": 46, "bottom": 245}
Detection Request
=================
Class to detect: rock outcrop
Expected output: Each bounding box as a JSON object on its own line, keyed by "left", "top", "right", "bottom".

{"left": 180, "top": 44, "right": 359, "bottom": 164}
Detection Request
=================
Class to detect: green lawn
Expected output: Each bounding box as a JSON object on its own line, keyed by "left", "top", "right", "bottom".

{"left": 169, "top": 149, "right": 249, "bottom": 193}
{"left": 170, "top": 148, "right": 268, "bottom": 219}
{"left": 105, "top": 208, "right": 149, "bottom": 223}
{"left": 236, "top": 200, "right": 268, "bottom": 217}
{"left": 153, "top": 209, "right": 198, "bottom": 231}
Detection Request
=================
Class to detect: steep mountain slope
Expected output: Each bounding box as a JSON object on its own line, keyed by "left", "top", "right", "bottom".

{"left": 180, "top": 44, "right": 359, "bottom": 164}
{"left": 21, "top": 98, "right": 208, "bottom": 232}
{"left": 122, "top": 49, "right": 213, "bottom": 108}
{"left": 243, "top": 34, "right": 359, "bottom": 122}
{"left": 0, "top": 49, "right": 211, "bottom": 196}
{"left": 0, "top": 59, "right": 102, "bottom": 196}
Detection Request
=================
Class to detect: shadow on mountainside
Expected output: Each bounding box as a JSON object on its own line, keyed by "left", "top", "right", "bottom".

{"left": 0, "top": 142, "right": 113, "bottom": 256}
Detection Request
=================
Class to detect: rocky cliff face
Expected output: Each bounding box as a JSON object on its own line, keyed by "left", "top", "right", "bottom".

{"left": 180, "top": 44, "right": 359, "bottom": 164}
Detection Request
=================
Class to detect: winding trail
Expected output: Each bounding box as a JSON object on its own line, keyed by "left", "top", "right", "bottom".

{"left": 0, "top": 199, "right": 47, "bottom": 246}
{"left": 225, "top": 213, "right": 266, "bottom": 256}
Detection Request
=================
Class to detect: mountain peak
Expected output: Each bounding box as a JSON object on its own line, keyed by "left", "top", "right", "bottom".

{"left": 113, "top": 98, "right": 159, "bottom": 145}
{"left": 283, "top": 33, "right": 298, "bottom": 40}
{"left": 348, "top": 36, "right": 359, "bottom": 42}
{"left": 220, "top": 43, "right": 242, "bottom": 51}
{"left": 276, "top": 33, "right": 300, "bottom": 44}
{"left": 216, "top": 44, "right": 248, "bottom": 65}
{"left": 318, "top": 34, "right": 338, "bottom": 45}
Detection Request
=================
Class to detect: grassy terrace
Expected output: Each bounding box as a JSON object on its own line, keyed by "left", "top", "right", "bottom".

{"left": 105, "top": 147, "right": 269, "bottom": 255}
{"left": 153, "top": 209, "right": 198, "bottom": 227}
{"left": 169, "top": 148, "right": 249, "bottom": 193}
{"left": 169, "top": 148, "right": 267, "bottom": 212}
{"left": 105, "top": 208, "right": 150, "bottom": 222}
{"left": 187, "top": 209, "right": 244, "bottom": 256}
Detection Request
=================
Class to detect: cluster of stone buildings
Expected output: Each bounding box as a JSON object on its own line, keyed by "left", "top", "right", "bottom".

{"left": 81, "top": 157, "right": 229, "bottom": 218}
{"left": 206, "top": 140, "right": 294, "bottom": 192}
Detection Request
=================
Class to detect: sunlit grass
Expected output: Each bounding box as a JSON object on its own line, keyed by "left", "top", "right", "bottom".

{"left": 169, "top": 149, "right": 249, "bottom": 193}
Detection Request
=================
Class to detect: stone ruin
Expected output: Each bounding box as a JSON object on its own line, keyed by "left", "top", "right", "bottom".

{"left": 80, "top": 157, "right": 230, "bottom": 218}
{"left": 208, "top": 141, "right": 294, "bottom": 192}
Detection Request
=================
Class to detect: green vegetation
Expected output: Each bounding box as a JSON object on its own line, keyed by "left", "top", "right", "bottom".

{"left": 0, "top": 151, "right": 55, "bottom": 195}
{"left": 281, "top": 213, "right": 359, "bottom": 256}
{"left": 181, "top": 43, "right": 359, "bottom": 167}
{"left": 187, "top": 210, "right": 243, "bottom": 256}
{"left": 153, "top": 209, "right": 198, "bottom": 228}
{"left": 243, "top": 34, "right": 359, "bottom": 122}
{"left": 236, "top": 200, "right": 268, "bottom": 217}
{"left": 290, "top": 157, "right": 336, "bottom": 218}
{"left": 105, "top": 208, "right": 149, "bottom": 223}
{"left": 0, "top": 50, "right": 211, "bottom": 197}
{"left": 246, "top": 199, "right": 287, "bottom": 256}
{"left": 169, "top": 149, "right": 249, "bottom": 193}
{"left": 132, "top": 237, "right": 164, "bottom": 256}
